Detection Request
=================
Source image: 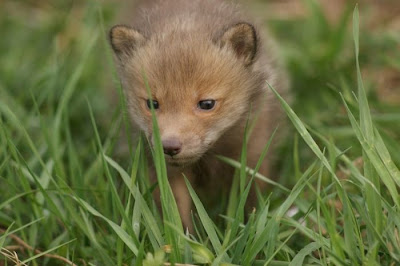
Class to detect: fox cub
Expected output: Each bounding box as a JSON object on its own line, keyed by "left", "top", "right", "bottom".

{"left": 109, "top": 0, "right": 288, "bottom": 230}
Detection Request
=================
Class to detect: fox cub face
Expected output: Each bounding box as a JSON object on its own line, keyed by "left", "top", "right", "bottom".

{"left": 110, "top": 23, "right": 264, "bottom": 165}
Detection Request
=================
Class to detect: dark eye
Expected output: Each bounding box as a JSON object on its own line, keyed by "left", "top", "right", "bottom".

{"left": 146, "top": 99, "right": 159, "bottom": 110}
{"left": 198, "top": 100, "right": 216, "bottom": 110}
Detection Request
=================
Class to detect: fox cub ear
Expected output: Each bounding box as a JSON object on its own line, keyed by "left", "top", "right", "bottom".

{"left": 218, "top": 22, "right": 258, "bottom": 66}
{"left": 109, "top": 25, "right": 146, "bottom": 57}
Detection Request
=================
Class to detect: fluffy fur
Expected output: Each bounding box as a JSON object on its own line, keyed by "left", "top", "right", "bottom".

{"left": 110, "top": 0, "right": 288, "bottom": 230}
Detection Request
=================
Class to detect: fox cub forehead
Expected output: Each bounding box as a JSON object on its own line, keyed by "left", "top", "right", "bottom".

{"left": 110, "top": 22, "right": 258, "bottom": 58}
{"left": 109, "top": 22, "right": 260, "bottom": 102}
{"left": 109, "top": 21, "right": 259, "bottom": 69}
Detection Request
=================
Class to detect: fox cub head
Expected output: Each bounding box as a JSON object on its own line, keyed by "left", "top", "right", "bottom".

{"left": 110, "top": 22, "right": 265, "bottom": 165}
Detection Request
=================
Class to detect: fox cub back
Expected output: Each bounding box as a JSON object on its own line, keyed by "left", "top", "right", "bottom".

{"left": 109, "top": 0, "right": 288, "bottom": 230}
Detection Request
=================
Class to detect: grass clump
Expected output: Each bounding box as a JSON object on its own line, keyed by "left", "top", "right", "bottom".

{"left": 0, "top": 1, "right": 400, "bottom": 265}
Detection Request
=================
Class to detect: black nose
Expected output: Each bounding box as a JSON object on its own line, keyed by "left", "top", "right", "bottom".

{"left": 162, "top": 138, "right": 182, "bottom": 156}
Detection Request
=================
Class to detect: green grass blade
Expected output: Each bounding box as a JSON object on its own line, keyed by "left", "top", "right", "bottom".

{"left": 184, "top": 177, "right": 228, "bottom": 261}
{"left": 374, "top": 128, "right": 400, "bottom": 186}
{"left": 166, "top": 222, "right": 215, "bottom": 264}
{"left": 269, "top": 84, "right": 342, "bottom": 186}
{"left": 341, "top": 96, "right": 400, "bottom": 207}
{"left": 54, "top": 32, "right": 99, "bottom": 135}
{"left": 0, "top": 223, "right": 14, "bottom": 249}
{"left": 21, "top": 239, "right": 76, "bottom": 264}
{"left": 353, "top": 5, "right": 374, "bottom": 143}
{"left": 143, "top": 71, "right": 182, "bottom": 261}
{"left": 353, "top": 7, "right": 383, "bottom": 260}
{"left": 74, "top": 197, "right": 139, "bottom": 255}
{"left": 239, "top": 114, "right": 250, "bottom": 195}
{"left": 217, "top": 156, "right": 290, "bottom": 193}
{"left": 104, "top": 155, "right": 163, "bottom": 247}
{"left": 243, "top": 161, "right": 317, "bottom": 264}
{"left": 227, "top": 176, "right": 255, "bottom": 248}
{"left": 88, "top": 100, "right": 140, "bottom": 244}
{"left": 289, "top": 242, "right": 321, "bottom": 266}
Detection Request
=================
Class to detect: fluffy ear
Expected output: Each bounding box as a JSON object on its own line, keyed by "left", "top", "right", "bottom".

{"left": 217, "top": 22, "right": 258, "bottom": 66}
{"left": 109, "top": 25, "right": 146, "bottom": 57}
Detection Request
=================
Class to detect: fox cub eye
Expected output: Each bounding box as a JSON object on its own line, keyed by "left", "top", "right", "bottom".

{"left": 198, "top": 100, "right": 216, "bottom": 110}
{"left": 146, "top": 99, "right": 159, "bottom": 110}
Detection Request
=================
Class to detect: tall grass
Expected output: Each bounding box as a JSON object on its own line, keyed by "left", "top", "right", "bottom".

{"left": 0, "top": 1, "right": 400, "bottom": 265}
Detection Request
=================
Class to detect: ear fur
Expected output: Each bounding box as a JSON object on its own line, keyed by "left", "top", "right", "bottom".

{"left": 217, "top": 22, "right": 258, "bottom": 66}
{"left": 109, "top": 25, "right": 146, "bottom": 57}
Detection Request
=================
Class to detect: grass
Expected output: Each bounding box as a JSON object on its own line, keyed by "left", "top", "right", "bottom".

{"left": 1, "top": 0, "right": 400, "bottom": 265}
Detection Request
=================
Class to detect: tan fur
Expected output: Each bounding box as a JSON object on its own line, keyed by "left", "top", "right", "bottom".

{"left": 110, "top": 0, "right": 288, "bottom": 230}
